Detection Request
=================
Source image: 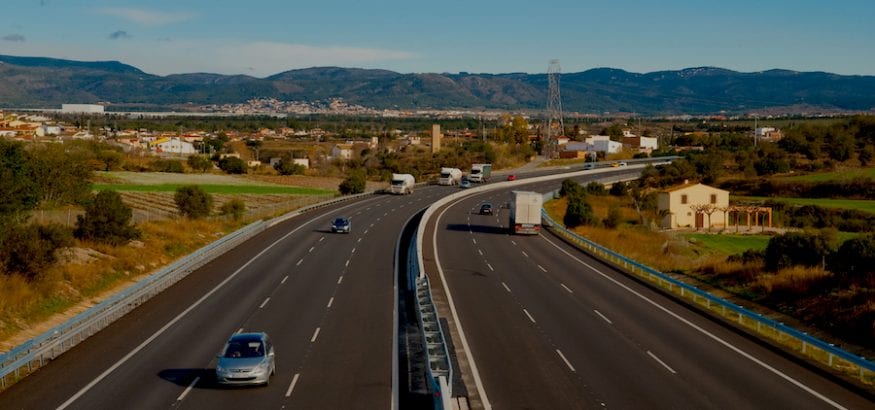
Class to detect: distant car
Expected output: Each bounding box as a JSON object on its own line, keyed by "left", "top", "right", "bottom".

{"left": 610, "top": 162, "right": 620, "bottom": 167}
{"left": 479, "top": 203, "right": 493, "bottom": 215}
{"left": 331, "top": 217, "right": 351, "bottom": 233}
{"left": 460, "top": 180, "right": 472, "bottom": 189}
{"left": 506, "top": 174, "right": 517, "bottom": 181}
{"left": 216, "top": 332, "right": 275, "bottom": 386}
{"left": 618, "top": 161, "right": 627, "bottom": 167}
{"left": 583, "top": 163, "right": 595, "bottom": 170}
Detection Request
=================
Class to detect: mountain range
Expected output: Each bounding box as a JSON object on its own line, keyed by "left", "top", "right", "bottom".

{"left": 2, "top": 54, "right": 875, "bottom": 115}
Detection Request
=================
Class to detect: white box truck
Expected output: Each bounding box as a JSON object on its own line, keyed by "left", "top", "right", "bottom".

{"left": 469, "top": 163, "right": 492, "bottom": 183}
{"left": 438, "top": 167, "right": 463, "bottom": 186}
{"left": 509, "top": 191, "right": 542, "bottom": 235}
{"left": 389, "top": 173, "right": 415, "bottom": 195}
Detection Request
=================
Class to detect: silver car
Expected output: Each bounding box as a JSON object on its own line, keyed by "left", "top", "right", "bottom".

{"left": 216, "top": 332, "right": 275, "bottom": 386}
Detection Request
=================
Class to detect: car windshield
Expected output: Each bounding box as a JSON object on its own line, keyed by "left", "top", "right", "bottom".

{"left": 334, "top": 218, "right": 348, "bottom": 226}
{"left": 224, "top": 340, "right": 264, "bottom": 358}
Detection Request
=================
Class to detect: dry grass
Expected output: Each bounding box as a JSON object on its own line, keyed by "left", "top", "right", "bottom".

{"left": 752, "top": 266, "right": 833, "bottom": 296}
{"left": 0, "top": 217, "right": 237, "bottom": 349}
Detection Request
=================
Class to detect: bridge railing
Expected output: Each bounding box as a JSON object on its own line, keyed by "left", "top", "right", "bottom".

{"left": 539, "top": 197, "right": 875, "bottom": 386}
{"left": 0, "top": 189, "right": 383, "bottom": 390}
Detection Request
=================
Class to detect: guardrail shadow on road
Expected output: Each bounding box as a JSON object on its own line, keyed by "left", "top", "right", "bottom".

{"left": 444, "top": 223, "right": 507, "bottom": 236}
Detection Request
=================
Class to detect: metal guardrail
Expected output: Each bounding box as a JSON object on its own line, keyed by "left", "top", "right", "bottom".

{"left": 539, "top": 196, "right": 875, "bottom": 385}
{"left": 410, "top": 228, "right": 453, "bottom": 409}
{"left": 0, "top": 188, "right": 385, "bottom": 390}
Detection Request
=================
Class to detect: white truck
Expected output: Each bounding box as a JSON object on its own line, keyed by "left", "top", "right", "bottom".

{"left": 469, "top": 163, "right": 492, "bottom": 183}
{"left": 389, "top": 173, "right": 415, "bottom": 195}
{"left": 438, "top": 167, "right": 463, "bottom": 186}
{"left": 509, "top": 191, "right": 542, "bottom": 235}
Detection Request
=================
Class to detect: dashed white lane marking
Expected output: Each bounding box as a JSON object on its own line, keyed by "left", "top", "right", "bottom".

{"left": 319, "top": 236, "right": 325, "bottom": 242}
{"left": 556, "top": 349, "right": 576, "bottom": 372}
{"left": 594, "top": 309, "right": 613, "bottom": 324}
{"left": 337, "top": 276, "right": 343, "bottom": 284}
{"left": 522, "top": 251, "right": 529, "bottom": 258}
{"left": 511, "top": 240, "right": 517, "bottom": 246}
{"left": 176, "top": 376, "right": 200, "bottom": 401}
{"left": 309, "top": 246, "right": 315, "bottom": 253}
{"left": 478, "top": 249, "right": 483, "bottom": 256}
{"left": 281, "top": 275, "right": 289, "bottom": 284}
{"left": 351, "top": 247, "right": 356, "bottom": 254}
{"left": 357, "top": 237, "right": 362, "bottom": 243}
{"left": 502, "top": 282, "right": 511, "bottom": 293}
{"left": 345, "top": 260, "right": 350, "bottom": 267}
{"left": 369, "top": 223, "right": 375, "bottom": 228}
{"left": 384, "top": 212, "right": 388, "bottom": 217}
{"left": 486, "top": 263, "right": 494, "bottom": 271}
{"left": 537, "top": 264, "right": 548, "bottom": 272}
{"left": 523, "top": 309, "right": 536, "bottom": 323}
{"left": 472, "top": 238, "right": 477, "bottom": 244}
{"left": 560, "top": 283, "right": 573, "bottom": 293}
{"left": 311, "top": 327, "right": 321, "bottom": 342}
{"left": 647, "top": 351, "right": 677, "bottom": 374}
{"left": 364, "top": 229, "right": 369, "bottom": 234}
{"left": 327, "top": 297, "right": 334, "bottom": 308}
{"left": 285, "top": 373, "right": 300, "bottom": 397}
{"left": 539, "top": 234, "right": 849, "bottom": 410}
{"left": 296, "top": 259, "right": 303, "bottom": 266}
{"left": 259, "top": 297, "right": 270, "bottom": 309}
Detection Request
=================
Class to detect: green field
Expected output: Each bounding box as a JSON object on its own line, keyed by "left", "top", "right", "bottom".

{"left": 682, "top": 233, "right": 771, "bottom": 255}
{"left": 780, "top": 168, "right": 875, "bottom": 182}
{"left": 733, "top": 196, "right": 875, "bottom": 214}
{"left": 93, "top": 183, "right": 335, "bottom": 195}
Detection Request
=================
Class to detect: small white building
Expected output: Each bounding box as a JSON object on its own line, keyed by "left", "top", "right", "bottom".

{"left": 152, "top": 137, "right": 196, "bottom": 155}
{"left": 36, "top": 124, "right": 63, "bottom": 137}
{"left": 658, "top": 182, "right": 730, "bottom": 230}
{"left": 331, "top": 144, "right": 354, "bottom": 160}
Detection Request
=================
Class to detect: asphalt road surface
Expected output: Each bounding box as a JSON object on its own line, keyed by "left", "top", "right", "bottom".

{"left": 425, "top": 177, "right": 873, "bottom": 409}
{"left": 0, "top": 186, "right": 453, "bottom": 410}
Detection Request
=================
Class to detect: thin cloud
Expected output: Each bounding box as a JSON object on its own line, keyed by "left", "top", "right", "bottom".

{"left": 98, "top": 7, "right": 193, "bottom": 26}
{"left": 108, "top": 30, "right": 132, "bottom": 40}
{"left": 2, "top": 34, "right": 26, "bottom": 42}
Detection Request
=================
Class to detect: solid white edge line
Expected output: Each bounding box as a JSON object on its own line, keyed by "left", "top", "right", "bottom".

{"left": 593, "top": 309, "right": 613, "bottom": 325}
{"left": 56, "top": 208, "right": 334, "bottom": 410}
{"left": 327, "top": 297, "right": 334, "bottom": 308}
{"left": 560, "top": 283, "right": 573, "bottom": 293}
{"left": 259, "top": 297, "right": 270, "bottom": 309}
{"left": 176, "top": 376, "right": 200, "bottom": 401}
{"left": 285, "top": 373, "right": 300, "bottom": 397}
{"left": 539, "top": 234, "right": 848, "bottom": 410}
{"left": 523, "top": 309, "right": 537, "bottom": 324}
{"left": 310, "top": 327, "right": 321, "bottom": 343}
{"left": 556, "top": 349, "right": 576, "bottom": 372}
{"left": 647, "top": 350, "right": 677, "bottom": 374}
{"left": 432, "top": 199, "right": 492, "bottom": 409}
{"left": 502, "top": 282, "right": 512, "bottom": 293}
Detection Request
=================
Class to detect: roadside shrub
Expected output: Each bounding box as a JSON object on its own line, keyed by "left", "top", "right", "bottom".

{"left": 339, "top": 169, "right": 366, "bottom": 195}
{"left": 829, "top": 234, "right": 875, "bottom": 286}
{"left": 150, "top": 159, "right": 185, "bottom": 173}
{"left": 559, "top": 179, "right": 584, "bottom": 198}
{"left": 764, "top": 231, "right": 834, "bottom": 271}
{"left": 274, "top": 160, "right": 306, "bottom": 176}
{"left": 174, "top": 185, "right": 213, "bottom": 218}
{"left": 603, "top": 206, "right": 622, "bottom": 229}
{"left": 585, "top": 182, "right": 607, "bottom": 196}
{"left": 75, "top": 190, "right": 141, "bottom": 245}
{"left": 609, "top": 181, "right": 628, "bottom": 197}
{"left": 564, "top": 191, "right": 597, "bottom": 228}
{"left": 187, "top": 155, "right": 213, "bottom": 173}
{"left": 727, "top": 248, "right": 765, "bottom": 264}
{"left": 218, "top": 157, "right": 247, "bottom": 174}
{"left": 0, "top": 223, "right": 73, "bottom": 280}
{"left": 220, "top": 199, "right": 246, "bottom": 221}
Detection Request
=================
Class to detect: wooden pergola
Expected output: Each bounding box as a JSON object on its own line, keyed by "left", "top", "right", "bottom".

{"left": 723, "top": 205, "right": 773, "bottom": 232}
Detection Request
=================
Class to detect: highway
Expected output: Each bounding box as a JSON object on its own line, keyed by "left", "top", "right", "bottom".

{"left": 423, "top": 175, "right": 874, "bottom": 409}
{"left": 0, "top": 186, "right": 451, "bottom": 410}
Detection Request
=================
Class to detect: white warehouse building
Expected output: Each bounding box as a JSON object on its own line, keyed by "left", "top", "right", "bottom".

{"left": 61, "top": 104, "right": 105, "bottom": 114}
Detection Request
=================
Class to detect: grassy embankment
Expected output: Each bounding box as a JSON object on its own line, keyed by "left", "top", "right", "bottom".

{"left": 0, "top": 174, "right": 336, "bottom": 350}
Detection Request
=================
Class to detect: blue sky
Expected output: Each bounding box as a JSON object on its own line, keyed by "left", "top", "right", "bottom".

{"left": 1, "top": 0, "right": 873, "bottom": 77}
